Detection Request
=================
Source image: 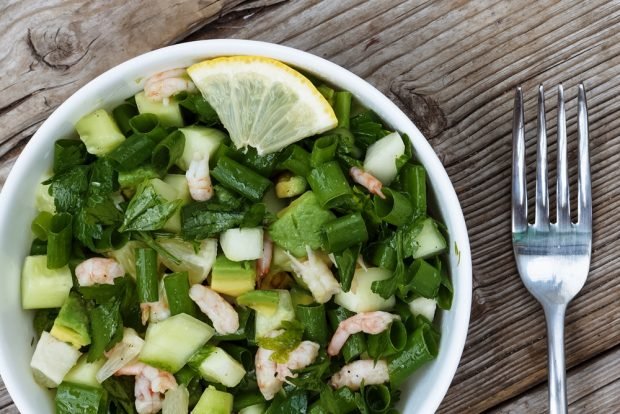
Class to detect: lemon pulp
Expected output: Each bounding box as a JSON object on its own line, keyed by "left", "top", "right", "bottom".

{"left": 187, "top": 56, "right": 337, "bottom": 155}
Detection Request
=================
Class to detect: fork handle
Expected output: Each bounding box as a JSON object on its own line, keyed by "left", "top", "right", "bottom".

{"left": 543, "top": 304, "right": 568, "bottom": 414}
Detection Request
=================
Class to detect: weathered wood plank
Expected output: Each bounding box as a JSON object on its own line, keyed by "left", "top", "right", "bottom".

{"left": 490, "top": 347, "right": 620, "bottom": 413}
{"left": 0, "top": 405, "right": 18, "bottom": 414}
{"left": 0, "top": 377, "right": 11, "bottom": 408}
{"left": 0, "top": 0, "right": 286, "bottom": 185}
{"left": 195, "top": 1, "right": 620, "bottom": 412}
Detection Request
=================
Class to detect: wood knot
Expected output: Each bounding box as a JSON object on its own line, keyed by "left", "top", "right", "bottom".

{"left": 390, "top": 81, "right": 447, "bottom": 139}
{"left": 27, "top": 26, "right": 95, "bottom": 70}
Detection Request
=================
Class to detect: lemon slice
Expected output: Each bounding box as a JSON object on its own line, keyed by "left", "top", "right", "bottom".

{"left": 187, "top": 56, "right": 337, "bottom": 155}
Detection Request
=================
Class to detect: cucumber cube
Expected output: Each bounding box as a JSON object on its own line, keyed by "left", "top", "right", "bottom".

{"left": 75, "top": 109, "right": 125, "bottom": 155}
{"left": 22, "top": 255, "right": 72, "bottom": 309}
{"left": 135, "top": 91, "right": 184, "bottom": 127}
{"left": 192, "top": 386, "right": 233, "bottom": 414}
{"left": 193, "top": 346, "right": 246, "bottom": 387}
{"left": 410, "top": 218, "right": 447, "bottom": 259}
{"left": 139, "top": 313, "right": 214, "bottom": 373}
{"left": 63, "top": 356, "right": 105, "bottom": 388}
{"left": 177, "top": 126, "right": 226, "bottom": 171}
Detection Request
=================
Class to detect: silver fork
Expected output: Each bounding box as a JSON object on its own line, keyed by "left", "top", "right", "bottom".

{"left": 511, "top": 84, "right": 592, "bottom": 414}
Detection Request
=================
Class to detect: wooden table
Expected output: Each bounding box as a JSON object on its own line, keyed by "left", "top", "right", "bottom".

{"left": 1, "top": 0, "right": 619, "bottom": 412}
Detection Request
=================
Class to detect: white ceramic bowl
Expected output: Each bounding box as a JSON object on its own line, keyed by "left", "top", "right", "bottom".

{"left": 0, "top": 40, "right": 471, "bottom": 413}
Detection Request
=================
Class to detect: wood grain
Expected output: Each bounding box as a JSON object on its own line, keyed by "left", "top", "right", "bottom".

{"left": 2, "top": 0, "right": 620, "bottom": 412}
{"left": 490, "top": 346, "right": 620, "bottom": 413}
{"left": 0, "top": 0, "right": 286, "bottom": 185}
{"left": 196, "top": 1, "right": 620, "bottom": 412}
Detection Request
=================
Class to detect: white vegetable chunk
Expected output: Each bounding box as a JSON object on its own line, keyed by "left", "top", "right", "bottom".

{"left": 334, "top": 267, "right": 395, "bottom": 313}
{"left": 409, "top": 297, "right": 437, "bottom": 322}
{"left": 30, "top": 332, "right": 81, "bottom": 388}
{"left": 220, "top": 227, "right": 264, "bottom": 261}
{"left": 363, "top": 132, "right": 406, "bottom": 185}
{"left": 96, "top": 328, "right": 144, "bottom": 383}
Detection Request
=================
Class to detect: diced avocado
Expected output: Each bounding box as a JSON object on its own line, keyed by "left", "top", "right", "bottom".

{"left": 31, "top": 331, "right": 81, "bottom": 388}
{"left": 275, "top": 173, "right": 307, "bottom": 198}
{"left": 55, "top": 381, "right": 107, "bottom": 414}
{"left": 268, "top": 192, "right": 336, "bottom": 257}
{"left": 189, "top": 345, "right": 246, "bottom": 387}
{"left": 139, "top": 313, "right": 214, "bottom": 373}
{"left": 255, "top": 290, "right": 295, "bottom": 338}
{"left": 177, "top": 126, "right": 226, "bottom": 171}
{"left": 22, "top": 255, "right": 73, "bottom": 309}
{"left": 409, "top": 218, "right": 447, "bottom": 259}
{"left": 75, "top": 109, "right": 125, "bottom": 156}
{"left": 290, "top": 286, "right": 314, "bottom": 306}
{"left": 237, "top": 290, "right": 279, "bottom": 315}
{"left": 135, "top": 91, "right": 184, "bottom": 127}
{"left": 211, "top": 256, "right": 256, "bottom": 297}
{"left": 164, "top": 174, "right": 191, "bottom": 203}
{"left": 50, "top": 292, "right": 90, "bottom": 348}
{"left": 192, "top": 386, "right": 233, "bottom": 414}
{"left": 63, "top": 355, "right": 105, "bottom": 388}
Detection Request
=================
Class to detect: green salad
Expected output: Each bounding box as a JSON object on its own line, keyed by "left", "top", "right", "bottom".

{"left": 23, "top": 56, "right": 452, "bottom": 414}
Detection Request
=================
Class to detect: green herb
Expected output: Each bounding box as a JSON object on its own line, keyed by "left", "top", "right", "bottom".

{"left": 53, "top": 139, "right": 88, "bottom": 174}
{"left": 87, "top": 298, "right": 123, "bottom": 362}
{"left": 371, "top": 232, "right": 406, "bottom": 299}
{"left": 33, "top": 308, "right": 58, "bottom": 337}
{"left": 257, "top": 320, "right": 304, "bottom": 363}
{"left": 241, "top": 203, "right": 266, "bottom": 228}
{"left": 265, "top": 389, "right": 308, "bottom": 414}
{"left": 181, "top": 202, "right": 245, "bottom": 240}
{"left": 102, "top": 376, "right": 136, "bottom": 414}
{"left": 45, "top": 167, "right": 90, "bottom": 214}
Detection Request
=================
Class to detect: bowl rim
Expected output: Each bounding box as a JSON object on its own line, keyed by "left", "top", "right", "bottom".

{"left": 0, "top": 39, "right": 471, "bottom": 413}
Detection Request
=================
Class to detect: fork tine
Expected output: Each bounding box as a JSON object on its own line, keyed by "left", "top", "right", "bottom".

{"left": 556, "top": 85, "right": 570, "bottom": 229}
{"left": 577, "top": 83, "right": 591, "bottom": 230}
{"left": 535, "top": 85, "right": 549, "bottom": 229}
{"left": 512, "top": 87, "right": 528, "bottom": 233}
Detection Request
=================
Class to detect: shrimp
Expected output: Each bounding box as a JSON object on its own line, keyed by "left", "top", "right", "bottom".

{"left": 186, "top": 153, "right": 213, "bottom": 201}
{"left": 275, "top": 340, "right": 320, "bottom": 382}
{"left": 285, "top": 246, "right": 341, "bottom": 304}
{"left": 350, "top": 167, "right": 386, "bottom": 199}
{"left": 255, "top": 346, "right": 280, "bottom": 401}
{"left": 143, "top": 68, "right": 197, "bottom": 104}
{"left": 256, "top": 339, "right": 320, "bottom": 400}
{"left": 256, "top": 235, "right": 273, "bottom": 282}
{"left": 140, "top": 280, "right": 170, "bottom": 325}
{"left": 189, "top": 284, "right": 239, "bottom": 334}
{"left": 116, "top": 361, "right": 177, "bottom": 414}
{"left": 330, "top": 359, "right": 389, "bottom": 390}
{"left": 327, "top": 311, "right": 400, "bottom": 356}
{"left": 75, "top": 257, "right": 125, "bottom": 286}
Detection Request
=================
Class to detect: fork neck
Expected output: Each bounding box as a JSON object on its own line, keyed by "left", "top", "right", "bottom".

{"left": 543, "top": 303, "right": 568, "bottom": 414}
